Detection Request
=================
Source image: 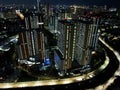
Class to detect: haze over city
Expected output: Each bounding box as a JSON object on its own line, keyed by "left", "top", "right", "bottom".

{"left": 0, "top": 0, "right": 119, "bottom": 8}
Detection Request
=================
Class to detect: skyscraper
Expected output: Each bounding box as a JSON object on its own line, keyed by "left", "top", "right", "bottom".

{"left": 57, "top": 16, "right": 100, "bottom": 71}
{"left": 17, "top": 11, "right": 46, "bottom": 63}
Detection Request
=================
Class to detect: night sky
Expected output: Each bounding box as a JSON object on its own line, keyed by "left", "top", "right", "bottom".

{"left": 0, "top": 0, "right": 119, "bottom": 8}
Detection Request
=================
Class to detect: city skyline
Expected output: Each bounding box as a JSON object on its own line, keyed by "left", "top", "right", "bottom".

{"left": 0, "top": 0, "right": 119, "bottom": 8}
{"left": 0, "top": 1, "right": 120, "bottom": 89}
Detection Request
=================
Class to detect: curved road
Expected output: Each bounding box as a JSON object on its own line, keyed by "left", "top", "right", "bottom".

{"left": 0, "top": 37, "right": 119, "bottom": 90}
